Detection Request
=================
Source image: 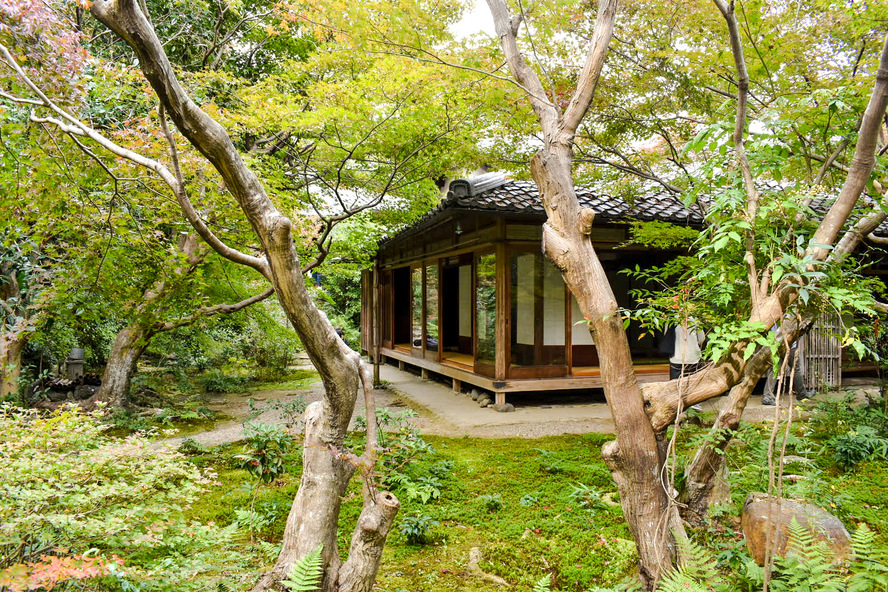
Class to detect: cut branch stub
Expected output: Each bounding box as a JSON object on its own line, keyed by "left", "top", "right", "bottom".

{"left": 579, "top": 207, "right": 595, "bottom": 234}
{"left": 338, "top": 491, "right": 400, "bottom": 592}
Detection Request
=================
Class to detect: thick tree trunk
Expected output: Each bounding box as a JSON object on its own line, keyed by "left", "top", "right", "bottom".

{"left": 532, "top": 149, "right": 675, "bottom": 586}
{"left": 252, "top": 401, "right": 357, "bottom": 590}
{"left": 337, "top": 490, "right": 400, "bottom": 592}
{"left": 91, "top": 325, "right": 151, "bottom": 409}
{"left": 0, "top": 335, "right": 25, "bottom": 399}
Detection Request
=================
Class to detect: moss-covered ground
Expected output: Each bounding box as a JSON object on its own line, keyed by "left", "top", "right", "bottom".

{"left": 178, "top": 395, "right": 888, "bottom": 591}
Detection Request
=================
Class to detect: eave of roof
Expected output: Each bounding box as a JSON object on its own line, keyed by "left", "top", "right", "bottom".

{"left": 379, "top": 176, "right": 706, "bottom": 247}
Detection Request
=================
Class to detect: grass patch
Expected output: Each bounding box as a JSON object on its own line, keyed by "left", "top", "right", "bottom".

{"left": 250, "top": 368, "right": 321, "bottom": 391}
{"left": 185, "top": 432, "right": 637, "bottom": 591}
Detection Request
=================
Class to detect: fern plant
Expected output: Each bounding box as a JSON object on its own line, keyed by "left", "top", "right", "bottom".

{"left": 768, "top": 519, "right": 843, "bottom": 592}
{"left": 847, "top": 523, "right": 888, "bottom": 591}
{"left": 658, "top": 536, "right": 728, "bottom": 592}
{"left": 533, "top": 573, "right": 552, "bottom": 592}
{"left": 280, "top": 545, "right": 323, "bottom": 591}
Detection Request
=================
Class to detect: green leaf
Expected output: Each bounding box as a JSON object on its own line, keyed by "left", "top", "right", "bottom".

{"left": 281, "top": 544, "right": 324, "bottom": 591}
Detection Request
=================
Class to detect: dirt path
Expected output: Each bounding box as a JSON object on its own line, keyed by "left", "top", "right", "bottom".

{"left": 161, "top": 378, "right": 598, "bottom": 449}
{"left": 160, "top": 364, "right": 881, "bottom": 449}
{"left": 162, "top": 383, "right": 412, "bottom": 448}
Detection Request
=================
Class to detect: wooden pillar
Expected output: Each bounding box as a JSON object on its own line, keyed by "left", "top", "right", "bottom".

{"left": 495, "top": 392, "right": 506, "bottom": 405}
{"left": 421, "top": 368, "right": 429, "bottom": 380}
{"left": 372, "top": 260, "right": 381, "bottom": 386}
{"left": 494, "top": 237, "right": 509, "bottom": 380}
{"left": 452, "top": 378, "right": 462, "bottom": 393}
{"left": 398, "top": 359, "right": 405, "bottom": 371}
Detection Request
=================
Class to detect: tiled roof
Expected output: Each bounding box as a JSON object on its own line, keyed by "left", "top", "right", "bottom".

{"left": 448, "top": 179, "right": 705, "bottom": 224}
{"left": 380, "top": 173, "right": 888, "bottom": 246}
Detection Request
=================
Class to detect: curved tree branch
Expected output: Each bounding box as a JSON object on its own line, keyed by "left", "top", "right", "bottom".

{"left": 159, "top": 286, "right": 275, "bottom": 331}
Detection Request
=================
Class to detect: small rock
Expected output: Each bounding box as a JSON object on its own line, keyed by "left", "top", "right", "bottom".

{"left": 491, "top": 403, "right": 515, "bottom": 413}
{"left": 478, "top": 397, "right": 491, "bottom": 408}
{"left": 741, "top": 492, "right": 851, "bottom": 566}
{"left": 470, "top": 389, "right": 480, "bottom": 400}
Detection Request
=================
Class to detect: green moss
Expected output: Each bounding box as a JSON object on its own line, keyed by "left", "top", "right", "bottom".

{"left": 175, "top": 420, "right": 888, "bottom": 592}
{"left": 250, "top": 369, "right": 321, "bottom": 391}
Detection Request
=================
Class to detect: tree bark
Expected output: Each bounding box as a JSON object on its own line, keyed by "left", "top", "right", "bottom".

{"left": 679, "top": 199, "right": 887, "bottom": 518}
{"left": 677, "top": 338, "right": 790, "bottom": 522}
{"left": 0, "top": 335, "right": 25, "bottom": 399}
{"left": 533, "top": 149, "right": 675, "bottom": 586}
{"left": 485, "top": 0, "right": 677, "bottom": 584}
{"left": 91, "top": 324, "right": 151, "bottom": 408}
{"left": 486, "top": 0, "right": 888, "bottom": 584}
{"left": 338, "top": 489, "right": 400, "bottom": 592}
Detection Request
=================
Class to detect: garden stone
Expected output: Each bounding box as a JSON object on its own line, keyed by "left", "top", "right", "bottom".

{"left": 491, "top": 403, "right": 515, "bottom": 413}
{"left": 741, "top": 492, "right": 851, "bottom": 566}
{"left": 46, "top": 390, "right": 69, "bottom": 402}
{"left": 478, "top": 397, "right": 491, "bottom": 408}
{"left": 470, "top": 389, "right": 480, "bottom": 400}
{"left": 74, "top": 385, "right": 99, "bottom": 400}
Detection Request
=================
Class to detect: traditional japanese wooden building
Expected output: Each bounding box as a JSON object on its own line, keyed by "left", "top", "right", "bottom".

{"left": 360, "top": 173, "right": 706, "bottom": 405}
{"left": 360, "top": 173, "right": 888, "bottom": 405}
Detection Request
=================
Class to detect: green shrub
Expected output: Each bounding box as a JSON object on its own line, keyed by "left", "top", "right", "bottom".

{"left": 0, "top": 404, "right": 251, "bottom": 591}
{"left": 398, "top": 514, "right": 439, "bottom": 545}
{"left": 478, "top": 493, "right": 504, "bottom": 512}
{"left": 234, "top": 421, "right": 294, "bottom": 483}
{"left": 200, "top": 367, "right": 251, "bottom": 393}
{"left": 830, "top": 425, "right": 888, "bottom": 470}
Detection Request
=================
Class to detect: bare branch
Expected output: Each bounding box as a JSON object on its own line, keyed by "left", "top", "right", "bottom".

{"left": 808, "top": 34, "right": 888, "bottom": 261}
{"left": 486, "top": 0, "right": 558, "bottom": 130}
{"left": 813, "top": 137, "right": 851, "bottom": 186}
{"left": 711, "top": 0, "right": 762, "bottom": 316}
{"left": 157, "top": 105, "right": 272, "bottom": 279}
{"left": 559, "top": 0, "right": 619, "bottom": 137}
{"left": 159, "top": 286, "right": 275, "bottom": 331}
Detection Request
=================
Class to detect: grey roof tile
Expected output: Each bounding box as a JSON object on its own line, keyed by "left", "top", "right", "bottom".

{"left": 379, "top": 178, "right": 888, "bottom": 246}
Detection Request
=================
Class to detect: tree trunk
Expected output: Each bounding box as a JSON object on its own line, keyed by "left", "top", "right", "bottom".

{"left": 679, "top": 318, "right": 808, "bottom": 521}
{"left": 86, "top": 3, "right": 396, "bottom": 590}
{"left": 91, "top": 325, "right": 150, "bottom": 409}
{"left": 532, "top": 148, "right": 676, "bottom": 587}
{"left": 0, "top": 335, "right": 25, "bottom": 399}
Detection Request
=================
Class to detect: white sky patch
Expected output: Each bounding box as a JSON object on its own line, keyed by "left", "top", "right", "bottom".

{"left": 451, "top": 0, "right": 496, "bottom": 39}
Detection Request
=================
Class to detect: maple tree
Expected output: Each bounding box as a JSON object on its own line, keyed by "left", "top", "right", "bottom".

{"left": 480, "top": 0, "right": 888, "bottom": 585}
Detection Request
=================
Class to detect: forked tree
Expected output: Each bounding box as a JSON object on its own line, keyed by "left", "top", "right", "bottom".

{"left": 485, "top": 0, "right": 888, "bottom": 585}
{"left": 91, "top": 233, "right": 274, "bottom": 409}
{"left": 6, "top": 0, "right": 888, "bottom": 589}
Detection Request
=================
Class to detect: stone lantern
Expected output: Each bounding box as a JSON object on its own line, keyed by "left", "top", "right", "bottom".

{"left": 67, "top": 347, "right": 85, "bottom": 380}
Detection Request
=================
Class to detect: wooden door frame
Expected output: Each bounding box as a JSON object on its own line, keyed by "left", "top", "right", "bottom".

{"left": 473, "top": 248, "right": 497, "bottom": 378}
{"left": 506, "top": 246, "right": 568, "bottom": 379}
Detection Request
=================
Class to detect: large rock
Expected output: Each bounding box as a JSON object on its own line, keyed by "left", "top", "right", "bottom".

{"left": 741, "top": 492, "right": 851, "bottom": 565}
